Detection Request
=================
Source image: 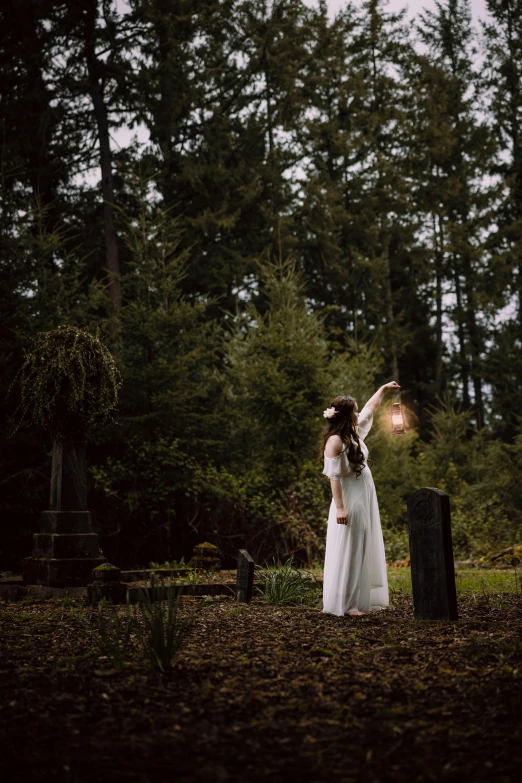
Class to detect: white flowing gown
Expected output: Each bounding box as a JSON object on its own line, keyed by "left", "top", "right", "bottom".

{"left": 322, "top": 405, "right": 389, "bottom": 616}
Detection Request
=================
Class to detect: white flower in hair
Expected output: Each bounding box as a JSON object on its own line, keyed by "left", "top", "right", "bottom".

{"left": 323, "top": 407, "right": 337, "bottom": 419}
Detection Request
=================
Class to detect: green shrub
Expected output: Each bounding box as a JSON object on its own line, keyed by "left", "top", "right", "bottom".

{"left": 415, "top": 398, "right": 522, "bottom": 558}
{"left": 14, "top": 325, "right": 121, "bottom": 442}
{"left": 381, "top": 520, "right": 410, "bottom": 562}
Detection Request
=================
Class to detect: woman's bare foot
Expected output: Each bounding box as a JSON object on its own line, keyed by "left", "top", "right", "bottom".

{"left": 347, "top": 610, "right": 365, "bottom": 617}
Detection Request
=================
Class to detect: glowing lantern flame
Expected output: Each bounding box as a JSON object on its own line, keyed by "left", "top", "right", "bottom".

{"left": 391, "top": 402, "right": 406, "bottom": 435}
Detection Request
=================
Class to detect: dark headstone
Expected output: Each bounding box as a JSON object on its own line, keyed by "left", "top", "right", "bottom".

{"left": 407, "top": 488, "right": 458, "bottom": 621}
{"left": 236, "top": 549, "right": 254, "bottom": 603}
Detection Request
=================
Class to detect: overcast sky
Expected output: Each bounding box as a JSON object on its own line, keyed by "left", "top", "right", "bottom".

{"left": 108, "top": 0, "right": 491, "bottom": 160}
{"left": 114, "top": 0, "right": 490, "bottom": 30}
{"left": 305, "top": 0, "right": 489, "bottom": 23}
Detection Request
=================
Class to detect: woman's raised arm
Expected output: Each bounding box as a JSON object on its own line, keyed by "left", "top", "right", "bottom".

{"left": 364, "top": 381, "right": 400, "bottom": 413}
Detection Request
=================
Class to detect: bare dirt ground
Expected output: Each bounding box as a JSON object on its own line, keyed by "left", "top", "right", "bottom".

{"left": 0, "top": 589, "right": 520, "bottom": 783}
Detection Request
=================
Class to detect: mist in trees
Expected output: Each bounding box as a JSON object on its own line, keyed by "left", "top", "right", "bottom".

{"left": 1, "top": 0, "right": 521, "bottom": 570}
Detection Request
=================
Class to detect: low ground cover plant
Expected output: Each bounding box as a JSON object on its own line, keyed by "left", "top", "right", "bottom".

{"left": 258, "top": 558, "right": 321, "bottom": 606}
{"left": 133, "top": 577, "right": 193, "bottom": 672}
{"left": 94, "top": 597, "right": 135, "bottom": 671}
{"left": 94, "top": 577, "right": 193, "bottom": 672}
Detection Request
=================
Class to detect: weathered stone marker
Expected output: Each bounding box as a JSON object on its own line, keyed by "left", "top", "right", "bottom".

{"left": 88, "top": 563, "right": 127, "bottom": 605}
{"left": 23, "top": 442, "right": 105, "bottom": 588}
{"left": 407, "top": 487, "right": 458, "bottom": 621}
{"left": 236, "top": 549, "right": 254, "bottom": 602}
{"left": 188, "top": 542, "right": 221, "bottom": 571}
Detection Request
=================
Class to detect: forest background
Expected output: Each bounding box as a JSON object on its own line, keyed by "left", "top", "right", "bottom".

{"left": 2, "top": 0, "right": 522, "bottom": 572}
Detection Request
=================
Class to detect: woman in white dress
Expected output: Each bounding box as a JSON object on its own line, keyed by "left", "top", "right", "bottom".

{"left": 321, "top": 383, "right": 400, "bottom": 617}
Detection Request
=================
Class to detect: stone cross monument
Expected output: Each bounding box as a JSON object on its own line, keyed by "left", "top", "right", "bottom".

{"left": 22, "top": 442, "right": 105, "bottom": 587}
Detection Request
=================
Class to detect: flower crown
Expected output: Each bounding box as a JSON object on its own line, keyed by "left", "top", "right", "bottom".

{"left": 323, "top": 407, "right": 337, "bottom": 419}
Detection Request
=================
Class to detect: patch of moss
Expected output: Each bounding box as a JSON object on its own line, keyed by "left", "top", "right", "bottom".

{"left": 478, "top": 544, "right": 522, "bottom": 566}
{"left": 93, "top": 562, "right": 118, "bottom": 571}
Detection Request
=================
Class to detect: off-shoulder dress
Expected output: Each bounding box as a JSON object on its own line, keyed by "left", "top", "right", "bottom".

{"left": 322, "top": 405, "right": 389, "bottom": 616}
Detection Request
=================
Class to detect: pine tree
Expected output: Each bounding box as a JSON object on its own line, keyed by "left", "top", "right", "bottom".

{"left": 0, "top": 0, "right": 77, "bottom": 251}
{"left": 416, "top": 0, "right": 495, "bottom": 427}
{"left": 484, "top": 0, "right": 522, "bottom": 320}
{"left": 298, "top": 1, "right": 421, "bottom": 389}
{"left": 89, "top": 177, "right": 226, "bottom": 564}
{"left": 482, "top": 0, "right": 522, "bottom": 438}
{"left": 225, "top": 258, "right": 328, "bottom": 477}
{"left": 129, "top": 0, "right": 311, "bottom": 310}
{"left": 43, "top": 0, "right": 140, "bottom": 315}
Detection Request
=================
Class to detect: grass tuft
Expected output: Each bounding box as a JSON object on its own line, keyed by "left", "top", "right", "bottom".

{"left": 258, "top": 559, "right": 321, "bottom": 606}
{"left": 94, "top": 596, "right": 135, "bottom": 671}
{"left": 134, "top": 576, "right": 192, "bottom": 672}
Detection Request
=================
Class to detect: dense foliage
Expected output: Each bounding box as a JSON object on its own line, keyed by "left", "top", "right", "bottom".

{"left": 14, "top": 325, "right": 122, "bottom": 442}
{"left": 1, "top": 0, "right": 522, "bottom": 570}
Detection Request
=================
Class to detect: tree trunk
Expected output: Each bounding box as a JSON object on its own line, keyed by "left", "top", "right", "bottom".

{"left": 462, "top": 255, "right": 484, "bottom": 428}
{"left": 383, "top": 244, "right": 399, "bottom": 382}
{"left": 380, "top": 211, "right": 399, "bottom": 381}
{"left": 433, "top": 211, "right": 444, "bottom": 396}
{"left": 502, "top": 3, "right": 522, "bottom": 329}
{"left": 83, "top": 0, "right": 121, "bottom": 311}
{"left": 453, "top": 260, "right": 470, "bottom": 408}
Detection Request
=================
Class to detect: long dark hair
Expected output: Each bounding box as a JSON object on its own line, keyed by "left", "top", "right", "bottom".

{"left": 319, "top": 396, "right": 365, "bottom": 478}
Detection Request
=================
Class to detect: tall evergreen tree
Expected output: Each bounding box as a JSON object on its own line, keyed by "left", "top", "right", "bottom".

{"left": 43, "top": 0, "right": 138, "bottom": 315}
{"left": 299, "top": 1, "right": 424, "bottom": 394}
{"left": 416, "top": 0, "right": 495, "bottom": 427}
{"left": 129, "top": 0, "right": 311, "bottom": 310}
{"left": 82, "top": 0, "right": 122, "bottom": 311}
{"left": 484, "top": 0, "right": 522, "bottom": 319}
{"left": 482, "top": 0, "right": 522, "bottom": 438}
{"left": 0, "top": 0, "right": 69, "bottom": 222}
{"left": 89, "top": 180, "right": 226, "bottom": 564}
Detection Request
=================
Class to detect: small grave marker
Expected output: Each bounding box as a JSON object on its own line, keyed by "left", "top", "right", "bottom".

{"left": 407, "top": 487, "right": 458, "bottom": 621}
{"left": 236, "top": 549, "right": 254, "bottom": 603}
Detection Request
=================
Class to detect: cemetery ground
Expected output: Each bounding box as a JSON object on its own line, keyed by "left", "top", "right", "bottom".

{"left": 0, "top": 568, "right": 521, "bottom": 783}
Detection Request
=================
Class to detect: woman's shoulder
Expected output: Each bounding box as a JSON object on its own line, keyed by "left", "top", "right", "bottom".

{"left": 324, "top": 434, "right": 344, "bottom": 458}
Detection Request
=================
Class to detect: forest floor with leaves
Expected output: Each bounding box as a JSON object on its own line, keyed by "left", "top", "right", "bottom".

{"left": 0, "top": 570, "right": 521, "bottom": 783}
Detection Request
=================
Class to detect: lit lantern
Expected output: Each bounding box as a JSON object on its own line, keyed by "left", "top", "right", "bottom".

{"left": 391, "top": 402, "right": 406, "bottom": 435}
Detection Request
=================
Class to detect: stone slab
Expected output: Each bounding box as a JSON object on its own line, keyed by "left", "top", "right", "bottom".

{"left": 126, "top": 583, "right": 238, "bottom": 602}
{"left": 88, "top": 581, "right": 128, "bottom": 605}
{"left": 188, "top": 557, "right": 221, "bottom": 572}
{"left": 32, "top": 533, "right": 99, "bottom": 559}
{"left": 237, "top": 549, "right": 255, "bottom": 602}
{"left": 121, "top": 568, "right": 192, "bottom": 581}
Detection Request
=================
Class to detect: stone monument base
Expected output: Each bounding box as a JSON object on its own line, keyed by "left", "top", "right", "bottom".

{"left": 22, "top": 510, "right": 105, "bottom": 588}
{"left": 23, "top": 556, "right": 105, "bottom": 588}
